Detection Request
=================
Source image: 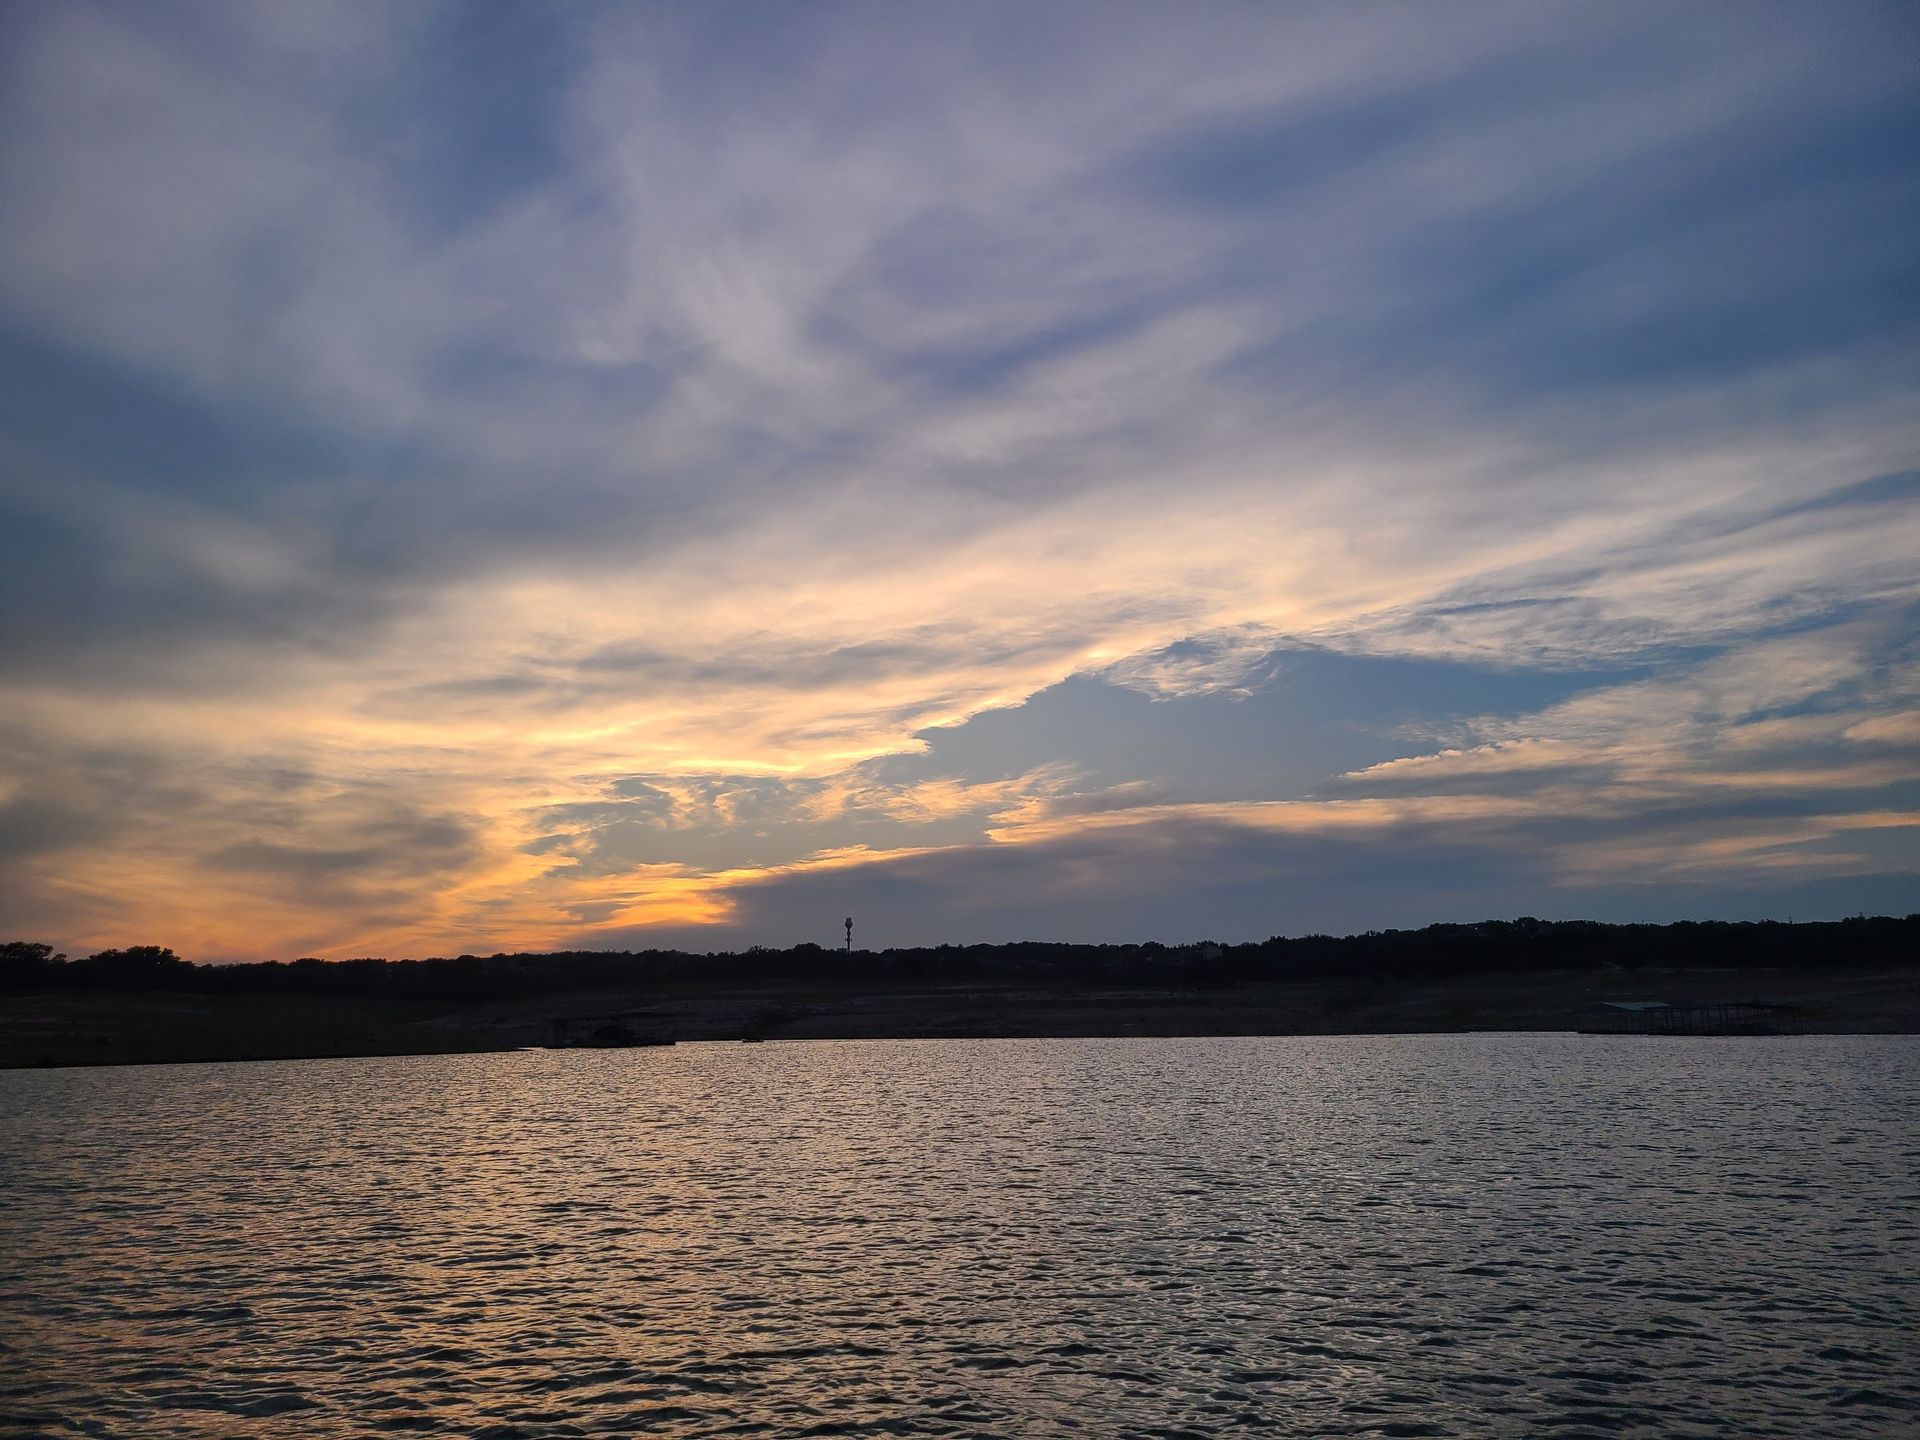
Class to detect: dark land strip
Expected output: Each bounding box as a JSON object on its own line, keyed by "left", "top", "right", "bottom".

{"left": 4, "top": 916, "right": 1916, "bottom": 1067}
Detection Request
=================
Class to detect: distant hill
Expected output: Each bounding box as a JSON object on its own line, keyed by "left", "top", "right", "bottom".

{"left": 6, "top": 915, "right": 1915, "bottom": 1001}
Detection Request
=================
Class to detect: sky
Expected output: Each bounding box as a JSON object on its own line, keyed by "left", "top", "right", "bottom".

{"left": 1, "top": 1, "right": 1917, "bottom": 961}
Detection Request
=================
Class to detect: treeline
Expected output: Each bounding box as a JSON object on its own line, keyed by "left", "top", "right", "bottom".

{"left": 3, "top": 915, "right": 1915, "bottom": 1000}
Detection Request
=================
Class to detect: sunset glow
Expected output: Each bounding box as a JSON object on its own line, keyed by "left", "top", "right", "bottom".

{"left": 1, "top": 3, "right": 1916, "bottom": 958}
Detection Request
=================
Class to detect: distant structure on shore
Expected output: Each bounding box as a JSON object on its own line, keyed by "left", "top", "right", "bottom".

{"left": 844, "top": 916, "right": 854, "bottom": 953}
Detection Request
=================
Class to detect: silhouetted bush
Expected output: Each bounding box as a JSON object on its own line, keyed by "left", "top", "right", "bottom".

{"left": 2, "top": 915, "right": 1914, "bottom": 1000}
{"left": 0, "top": 941, "right": 66, "bottom": 991}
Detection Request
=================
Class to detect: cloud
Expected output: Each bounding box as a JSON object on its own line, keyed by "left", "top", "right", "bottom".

{"left": 587, "top": 793, "right": 1920, "bottom": 951}
{"left": 0, "top": 2, "right": 1915, "bottom": 955}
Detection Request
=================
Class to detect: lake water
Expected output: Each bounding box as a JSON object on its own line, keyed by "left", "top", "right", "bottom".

{"left": 2, "top": 1035, "right": 1915, "bottom": 1438}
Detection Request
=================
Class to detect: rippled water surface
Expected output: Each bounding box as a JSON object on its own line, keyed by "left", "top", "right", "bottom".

{"left": 3, "top": 1035, "right": 1916, "bottom": 1438}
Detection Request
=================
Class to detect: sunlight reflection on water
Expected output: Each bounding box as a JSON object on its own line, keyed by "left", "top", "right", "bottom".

{"left": 3, "top": 1035, "right": 1916, "bottom": 1437}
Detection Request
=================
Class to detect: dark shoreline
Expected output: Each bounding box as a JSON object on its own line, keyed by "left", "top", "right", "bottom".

{"left": 6, "top": 963, "right": 1916, "bottom": 1070}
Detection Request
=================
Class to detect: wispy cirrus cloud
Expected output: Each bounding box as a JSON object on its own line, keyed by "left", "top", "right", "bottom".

{"left": 0, "top": 1, "right": 1915, "bottom": 956}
